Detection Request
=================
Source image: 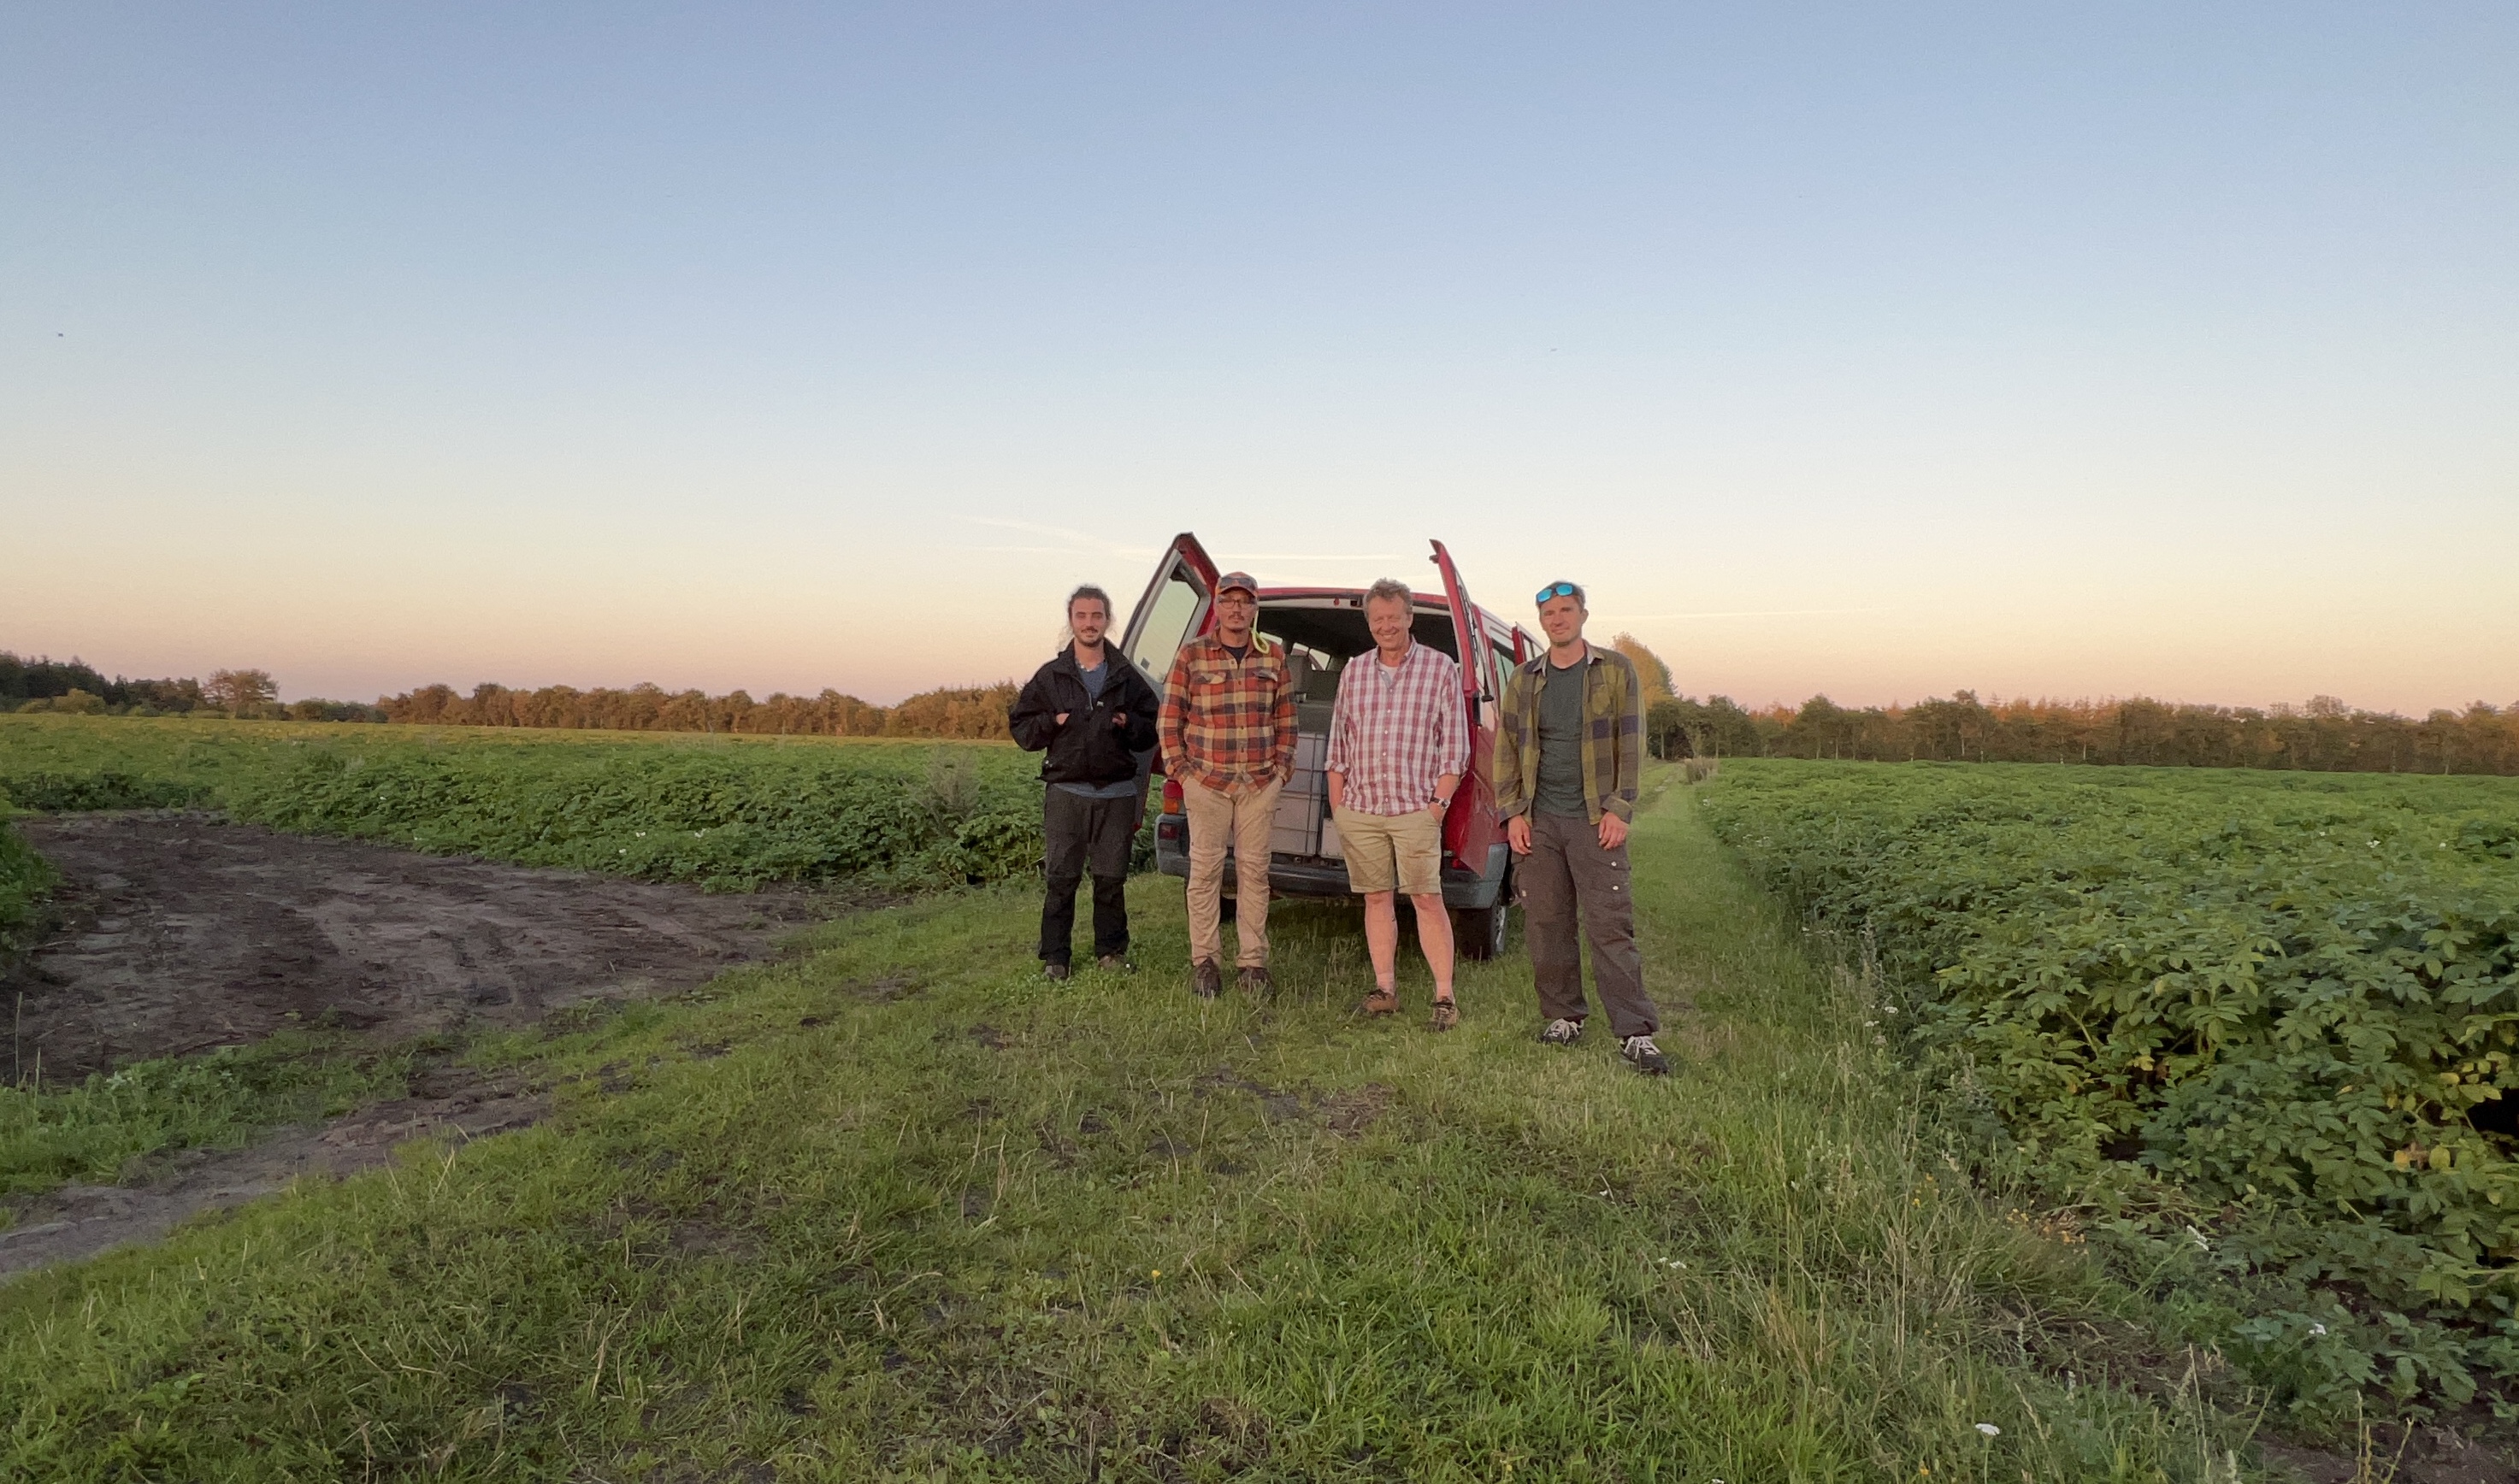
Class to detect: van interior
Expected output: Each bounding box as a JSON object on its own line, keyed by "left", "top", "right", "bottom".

{"left": 1249, "top": 598, "right": 1511, "bottom": 866}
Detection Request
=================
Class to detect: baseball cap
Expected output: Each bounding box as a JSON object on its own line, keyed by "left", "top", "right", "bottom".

{"left": 1216, "top": 571, "right": 1260, "bottom": 598}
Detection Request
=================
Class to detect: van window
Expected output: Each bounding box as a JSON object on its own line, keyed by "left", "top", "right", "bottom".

{"left": 1128, "top": 573, "right": 1204, "bottom": 683}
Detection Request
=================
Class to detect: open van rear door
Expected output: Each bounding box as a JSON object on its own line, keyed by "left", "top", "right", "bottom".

{"left": 1431, "top": 539, "right": 1501, "bottom": 911}
{"left": 1428, "top": 539, "right": 1491, "bottom": 709}
{"left": 1121, "top": 533, "right": 1218, "bottom": 691}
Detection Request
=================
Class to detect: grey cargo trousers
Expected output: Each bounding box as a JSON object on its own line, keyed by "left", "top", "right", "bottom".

{"left": 1519, "top": 810, "right": 1660, "bottom": 1039}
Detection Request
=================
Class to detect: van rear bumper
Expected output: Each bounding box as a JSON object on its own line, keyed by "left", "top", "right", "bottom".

{"left": 1152, "top": 816, "right": 1506, "bottom": 910}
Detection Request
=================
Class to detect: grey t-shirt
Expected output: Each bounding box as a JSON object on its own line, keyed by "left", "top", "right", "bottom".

{"left": 1533, "top": 657, "right": 1590, "bottom": 819}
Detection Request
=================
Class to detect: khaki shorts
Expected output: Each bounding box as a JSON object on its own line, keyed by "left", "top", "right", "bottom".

{"left": 1334, "top": 805, "right": 1442, "bottom": 897}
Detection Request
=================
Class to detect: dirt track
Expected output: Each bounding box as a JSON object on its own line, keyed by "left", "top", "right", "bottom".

{"left": 0, "top": 812, "right": 845, "bottom": 1275}
{"left": 4, "top": 812, "right": 823, "bottom": 1081}
{"left": 0, "top": 1063, "right": 547, "bottom": 1276}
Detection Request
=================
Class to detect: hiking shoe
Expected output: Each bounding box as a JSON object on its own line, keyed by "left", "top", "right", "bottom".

{"left": 1539, "top": 1017, "right": 1584, "bottom": 1046}
{"left": 1192, "top": 960, "right": 1223, "bottom": 998}
{"left": 1359, "top": 986, "right": 1398, "bottom": 1016}
{"left": 1622, "top": 1035, "right": 1672, "bottom": 1075}
{"left": 1428, "top": 999, "right": 1460, "bottom": 1033}
{"left": 1237, "top": 966, "right": 1274, "bottom": 996}
{"left": 1042, "top": 962, "right": 1071, "bottom": 982}
{"left": 1097, "top": 953, "right": 1135, "bottom": 974}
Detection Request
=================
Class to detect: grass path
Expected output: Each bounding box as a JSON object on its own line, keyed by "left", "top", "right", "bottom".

{"left": 0, "top": 771, "right": 2254, "bottom": 1480}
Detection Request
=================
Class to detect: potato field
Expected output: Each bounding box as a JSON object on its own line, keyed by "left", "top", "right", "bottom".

{"left": 1702, "top": 760, "right": 2519, "bottom": 1404}
{"left": 0, "top": 715, "right": 1050, "bottom": 891}
{"left": 0, "top": 799, "right": 50, "bottom": 950}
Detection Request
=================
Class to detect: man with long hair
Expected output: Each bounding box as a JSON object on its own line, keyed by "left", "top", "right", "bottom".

{"left": 1010, "top": 585, "right": 1159, "bottom": 979}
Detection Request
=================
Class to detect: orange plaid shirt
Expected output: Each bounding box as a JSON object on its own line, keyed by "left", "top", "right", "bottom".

{"left": 1159, "top": 633, "right": 1297, "bottom": 797}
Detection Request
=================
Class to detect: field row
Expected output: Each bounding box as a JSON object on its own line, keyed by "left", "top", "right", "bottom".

{"left": 1702, "top": 760, "right": 2519, "bottom": 1404}
{"left": 0, "top": 715, "right": 1053, "bottom": 891}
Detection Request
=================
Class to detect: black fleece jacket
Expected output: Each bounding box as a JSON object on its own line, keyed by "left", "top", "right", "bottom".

{"left": 1008, "top": 649, "right": 1160, "bottom": 786}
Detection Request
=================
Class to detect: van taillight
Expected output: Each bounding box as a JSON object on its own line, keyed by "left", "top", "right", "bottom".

{"left": 1161, "top": 780, "right": 1183, "bottom": 815}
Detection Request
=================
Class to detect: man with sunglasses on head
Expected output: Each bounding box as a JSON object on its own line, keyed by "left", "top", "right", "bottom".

{"left": 1159, "top": 571, "right": 1298, "bottom": 999}
{"left": 1491, "top": 580, "right": 1670, "bottom": 1075}
{"left": 1010, "top": 585, "right": 1161, "bottom": 980}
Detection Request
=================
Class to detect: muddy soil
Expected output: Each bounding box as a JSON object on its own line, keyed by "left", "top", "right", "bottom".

{"left": 3, "top": 812, "right": 828, "bottom": 1081}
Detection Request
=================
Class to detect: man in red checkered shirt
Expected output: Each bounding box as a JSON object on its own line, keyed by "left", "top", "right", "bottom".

{"left": 1327, "top": 578, "right": 1470, "bottom": 1029}
{"left": 1160, "top": 571, "right": 1299, "bottom": 998}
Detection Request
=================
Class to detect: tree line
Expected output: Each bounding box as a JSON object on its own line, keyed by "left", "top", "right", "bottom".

{"left": 377, "top": 680, "right": 1018, "bottom": 740}
{"left": 1, "top": 654, "right": 382, "bottom": 721}
{"left": 1642, "top": 680, "right": 2519, "bottom": 777}
{"left": 20, "top": 641, "right": 2518, "bottom": 773}
{"left": 1603, "top": 633, "right": 2519, "bottom": 775}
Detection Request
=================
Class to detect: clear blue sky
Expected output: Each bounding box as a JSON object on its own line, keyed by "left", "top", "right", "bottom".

{"left": 5, "top": 4, "right": 2513, "bottom": 711}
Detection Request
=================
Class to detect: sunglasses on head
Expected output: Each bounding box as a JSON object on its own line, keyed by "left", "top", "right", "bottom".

{"left": 1534, "top": 581, "right": 1581, "bottom": 606}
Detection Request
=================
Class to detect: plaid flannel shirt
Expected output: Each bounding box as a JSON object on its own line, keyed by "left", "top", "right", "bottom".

{"left": 1159, "top": 633, "right": 1297, "bottom": 797}
{"left": 1324, "top": 641, "right": 1468, "bottom": 816}
{"left": 1492, "top": 645, "right": 1643, "bottom": 824}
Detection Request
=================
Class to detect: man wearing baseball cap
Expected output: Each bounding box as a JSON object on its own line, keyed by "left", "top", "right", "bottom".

{"left": 1159, "top": 570, "right": 1298, "bottom": 998}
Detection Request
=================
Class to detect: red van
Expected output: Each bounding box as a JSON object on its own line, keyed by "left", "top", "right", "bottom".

{"left": 1117, "top": 533, "right": 1540, "bottom": 959}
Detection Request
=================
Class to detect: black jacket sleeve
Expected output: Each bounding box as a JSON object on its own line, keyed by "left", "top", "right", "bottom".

{"left": 1007, "top": 664, "right": 1065, "bottom": 752}
{"left": 1118, "top": 664, "right": 1159, "bottom": 752}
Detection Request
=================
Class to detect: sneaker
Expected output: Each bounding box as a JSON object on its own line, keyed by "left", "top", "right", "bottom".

{"left": 1359, "top": 986, "right": 1398, "bottom": 1016}
{"left": 1237, "top": 966, "right": 1274, "bottom": 996}
{"left": 1539, "top": 1017, "right": 1584, "bottom": 1046}
{"left": 1096, "top": 953, "right": 1135, "bottom": 974}
{"left": 1042, "top": 962, "right": 1071, "bottom": 982}
{"left": 1427, "top": 999, "right": 1460, "bottom": 1033}
{"left": 1621, "top": 1035, "right": 1671, "bottom": 1075}
{"left": 1192, "top": 960, "right": 1223, "bottom": 999}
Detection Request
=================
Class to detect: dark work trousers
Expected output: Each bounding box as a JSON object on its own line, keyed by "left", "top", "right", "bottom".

{"left": 1518, "top": 810, "right": 1660, "bottom": 1038}
{"left": 1041, "top": 787, "right": 1137, "bottom": 965}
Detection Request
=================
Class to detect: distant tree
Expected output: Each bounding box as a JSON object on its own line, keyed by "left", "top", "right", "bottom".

{"left": 1643, "top": 693, "right": 1769, "bottom": 759}
{"left": 0, "top": 652, "right": 110, "bottom": 703}
{"left": 1609, "top": 633, "right": 1676, "bottom": 699}
{"left": 204, "top": 668, "right": 280, "bottom": 711}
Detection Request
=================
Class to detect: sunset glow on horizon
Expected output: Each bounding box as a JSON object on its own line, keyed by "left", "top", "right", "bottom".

{"left": 5, "top": 7, "right": 2512, "bottom": 716}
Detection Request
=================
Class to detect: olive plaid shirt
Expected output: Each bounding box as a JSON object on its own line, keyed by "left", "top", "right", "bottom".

{"left": 1159, "top": 633, "right": 1297, "bottom": 797}
{"left": 1492, "top": 645, "right": 1643, "bottom": 824}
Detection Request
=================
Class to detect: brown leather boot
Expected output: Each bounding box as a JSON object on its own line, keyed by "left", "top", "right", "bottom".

{"left": 1191, "top": 960, "right": 1223, "bottom": 999}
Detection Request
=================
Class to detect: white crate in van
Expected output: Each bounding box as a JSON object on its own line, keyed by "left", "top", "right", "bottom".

{"left": 1271, "top": 782, "right": 1323, "bottom": 856}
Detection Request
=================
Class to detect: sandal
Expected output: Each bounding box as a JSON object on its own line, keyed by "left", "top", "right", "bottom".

{"left": 1360, "top": 986, "right": 1398, "bottom": 1016}
{"left": 1427, "top": 998, "right": 1459, "bottom": 1033}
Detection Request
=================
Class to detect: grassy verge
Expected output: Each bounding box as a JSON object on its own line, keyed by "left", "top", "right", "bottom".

{"left": 0, "top": 1032, "right": 430, "bottom": 1198}
{"left": 0, "top": 770, "right": 2252, "bottom": 1479}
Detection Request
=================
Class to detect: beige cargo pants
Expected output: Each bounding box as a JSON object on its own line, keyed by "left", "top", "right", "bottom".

{"left": 1182, "top": 776, "right": 1284, "bottom": 969}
